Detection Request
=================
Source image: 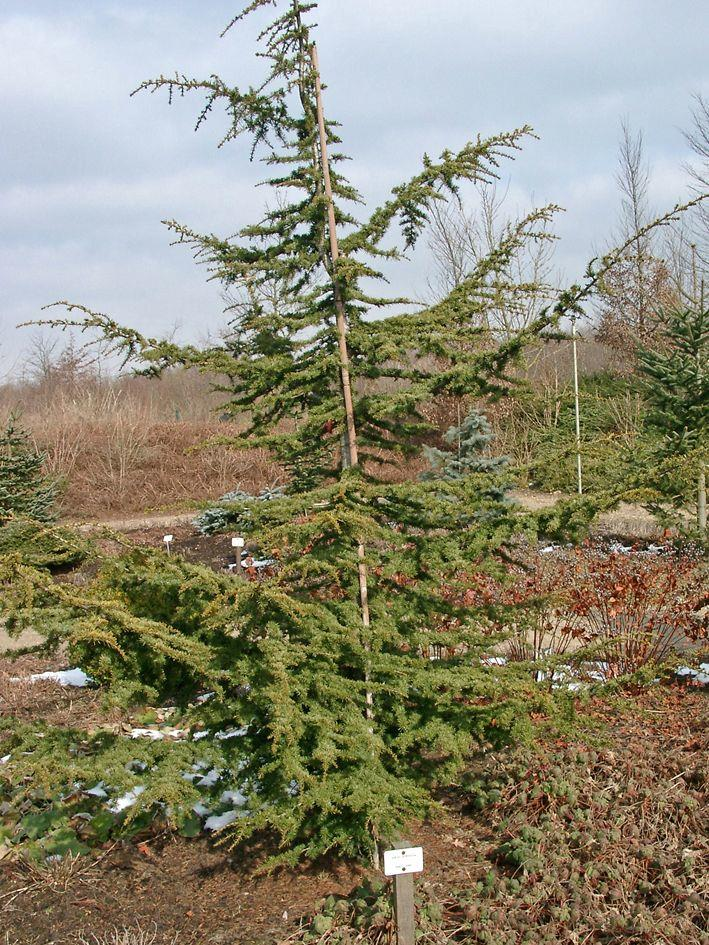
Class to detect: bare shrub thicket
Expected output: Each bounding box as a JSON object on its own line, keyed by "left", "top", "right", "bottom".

{"left": 0, "top": 345, "right": 281, "bottom": 518}
{"left": 489, "top": 546, "right": 707, "bottom": 675}
{"left": 0, "top": 332, "right": 621, "bottom": 517}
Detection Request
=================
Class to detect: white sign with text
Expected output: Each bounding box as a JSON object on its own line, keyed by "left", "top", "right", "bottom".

{"left": 383, "top": 846, "right": 424, "bottom": 876}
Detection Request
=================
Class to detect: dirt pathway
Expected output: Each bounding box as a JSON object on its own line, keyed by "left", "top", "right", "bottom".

{"left": 63, "top": 491, "right": 664, "bottom": 539}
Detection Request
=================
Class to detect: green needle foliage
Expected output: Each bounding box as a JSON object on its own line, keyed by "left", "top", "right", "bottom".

{"left": 0, "top": 415, "right": 58, "bottom": 523}
{"left": 18, "top": 1, "right": 706, "bottom": 863}
{"left": 422, "top": 408, "right": 509, "bottom": 482}
{"left": 635, "top": 305, "right": 708, "bottom": 526}
{"left": 637, "top": 305, "right": 707, "bottom": 454}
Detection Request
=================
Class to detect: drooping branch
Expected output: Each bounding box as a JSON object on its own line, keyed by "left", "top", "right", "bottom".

{"left": 342, "top": 126, "right": 538, "bottom": 256}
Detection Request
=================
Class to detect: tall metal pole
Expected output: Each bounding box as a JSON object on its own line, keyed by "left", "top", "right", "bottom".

{"left": 571, "top": 317, "right": 583, "bottom": 496}
{"left": 310, "top": 43, "right": 374, "bottom": 725}
{"left": 694, "top": 269, "right": 705, "bottom": 534}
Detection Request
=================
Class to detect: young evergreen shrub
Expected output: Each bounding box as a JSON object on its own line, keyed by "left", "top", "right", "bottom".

{"left": 0, "top": 415, "right": 58, "bottom": 523}
{"left": 422, "top": 409, "right": 509, "bottom": 481}
{"left": 635, "top": 305, "right": 708, "bottom": 529}
{"left": 193, "top": 486, "right": 286, "bottom": 535}
{"left": 24, "top": 0, "right": 700, "bottom": 863}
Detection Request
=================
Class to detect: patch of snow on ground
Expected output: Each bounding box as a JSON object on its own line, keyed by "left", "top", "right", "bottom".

{"left": 215, "top": 727, "right": 248, "bottom": 740}
{"left": 197, "top": 768, "right": 221, "bottom": 788}
{"left": 130, "top": 728, "right": 165, "bottom": 741}
{"left": 204, "top": 810, "right": 240, "bottom": 831}
{"left": 85, "top": 782, "right": 108, "bottom": 798}
{"left": 108, "top": 785, "right": 145, "bottom": 813}
{"left": 677, "top": 663, "right": 709, "bottom": 685}
{"left": 482, "top": 655, "right": 507, "bottom": 666}
{"left": 130, "top": 727, "right": 187, "bottom": 741}
{"left": 27, "top": 668, "right": 92, "bottom": 687}
{"left": 220, "top": 789, "right": 247, "bottom": 806}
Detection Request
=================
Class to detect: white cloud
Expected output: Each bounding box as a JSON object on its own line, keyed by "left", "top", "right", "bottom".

{"left": 0, "top": 0, "right": 707, "bottom": 370}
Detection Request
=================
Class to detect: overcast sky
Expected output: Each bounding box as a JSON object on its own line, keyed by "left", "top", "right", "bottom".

{"left": 1, "top": 0, "right": 707, "bottom": 377}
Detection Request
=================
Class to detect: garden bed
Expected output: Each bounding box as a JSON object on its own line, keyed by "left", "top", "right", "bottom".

{"left": 0, "top": 684, "right": 706, "bottom": 945}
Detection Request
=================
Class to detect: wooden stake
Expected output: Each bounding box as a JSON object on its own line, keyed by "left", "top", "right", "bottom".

{"left": 310, "top": 43, "right": 374, "bottom": 727}
{"left": 310, "top": 43, "right": 359, "bottom": 470}
{"left": 386, "top": 843, "right": 420, "bottom": 945}
{"left": 394, "top": 873, "right": 416, "bottom": 945}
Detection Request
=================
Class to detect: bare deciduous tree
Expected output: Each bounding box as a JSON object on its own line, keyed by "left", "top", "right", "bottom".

{"left": 597, "top": 120, "right": 677, "bottom": 350}
{"left": 684, "top": 94, "right": 709, "bottom": 220}
{"left": 426, "top": 182, "right": 558, "bottom": 337}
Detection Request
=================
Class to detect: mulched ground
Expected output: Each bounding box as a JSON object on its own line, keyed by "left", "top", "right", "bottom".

{"left": 108, "top": 523, "right": 256, "bottom": 574}
{"left": 1, "top": 686, "right": 705, "bottom": 945}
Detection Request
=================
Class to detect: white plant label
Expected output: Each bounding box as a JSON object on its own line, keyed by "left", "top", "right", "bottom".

{"left": 383, "top": 846, "right": 423, "bottom": 876}
{"left": 232, "top": 536, "right": 245, "bottom": 548}
{"left": 163, "top": 535, "right": 174, "bottom": 544}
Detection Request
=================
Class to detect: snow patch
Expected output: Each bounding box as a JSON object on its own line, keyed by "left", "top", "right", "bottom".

{"left": 130, "top": 728, "right": 165, "bottom": 741}
{"left": 108, "top": 785, "right": 145, "bottom": 813}
{"left": 85, "top": 782, "right": 108, "bottom": 799}
{"left": 215, "top": 727, "right": 248, "bottom": 740}
{"left": 220, "top": 789, "right": 247, "bottom": 807}
{"left": 197, "top": 768, "right": 221, "bottom": 788}
{"left": 677, "top": 663, "right": 709, "bottom": 686}
{"left": 204, "top": 810, "right": 240, "bottom": 831}
{"left": 26, "top": 668, "right": 91, "bottom": 687}
{"left": 130, "top": 727, "right": 187, "bottom": 741}
{"left": 482, "top": 655, "right": 507, "bottom": 666}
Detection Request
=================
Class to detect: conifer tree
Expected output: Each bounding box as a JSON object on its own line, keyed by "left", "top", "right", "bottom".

{"left": 422, "top": 409, "right": 508, "bottom": 482}
{"left": 0, "top": 415, "right": 57, "bottom": 523}
{"left": 25, "top": 1, "right": 706, "bottom": 862}
{"left": 636, "top": 305, "right": 708, "bottom": 530}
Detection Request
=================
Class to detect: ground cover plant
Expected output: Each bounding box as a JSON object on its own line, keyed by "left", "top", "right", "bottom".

{"left": 289, "top": 689, "right": 708, "bottom": 945}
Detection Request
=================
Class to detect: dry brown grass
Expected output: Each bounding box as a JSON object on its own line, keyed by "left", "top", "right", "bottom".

{"left": 77, "top": 927, "right": 176, "bottom": 945}
{"left": 1, "top": 369, "right": 282, "bottom": 519}
{"left": 41, "top": 416, "right": 280, "bottom": 519}
{"left": 1, "top": 336, "right": 621, "bottom": 520}
{"left": 0, "top": 655, "right": 125, "bottom": 730}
